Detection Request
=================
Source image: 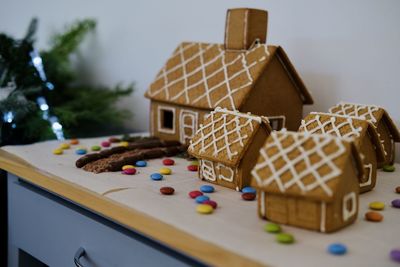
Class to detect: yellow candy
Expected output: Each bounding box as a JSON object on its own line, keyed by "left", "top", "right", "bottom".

{"left": 196, "top": 204, "right": 213, "bottom": 214}
{"left": 119, "top": 141, "right": 129, "bottom": 147}
{"left": 190, "top": 161, "right": 199, "bottom": 166}
{"left": 53, "top": 148, "right": 63, "bottom": 155}
{"left": 122, "top": 165, "right": 135, "bottom": 170}
{"left": 369, "top": 201, "right": 385, "bottom": 210}
{"left": 59, "top": 143, "right": 70, "bottom": 149}
{"left": 159, "top": 167, "right": 172, "bottom": 175}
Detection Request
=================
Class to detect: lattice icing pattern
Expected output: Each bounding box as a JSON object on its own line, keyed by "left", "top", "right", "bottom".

{"left": 251, "top": 132, "right": 349, "bottom": 198}
{"left": 299, "top": 112, "right": 365, "bottom": 143}
{"left": 188, "top": 107, "right": 268, "bottom": 166}
{"left": 146, "top": 42, "right": 270, "bottom": 110}
{"left": 329, "top": 102, "right": 381, "bottom": 124}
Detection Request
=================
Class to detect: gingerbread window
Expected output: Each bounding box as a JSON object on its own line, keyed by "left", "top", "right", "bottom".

{"left": 268, "top": 116, "right": 285, "bottom": 130}
{"left": 342, "top": 192, "right": 357, "bottom": 221}
{"left": 157, "top": 106, "right": 175, "bottom": 134}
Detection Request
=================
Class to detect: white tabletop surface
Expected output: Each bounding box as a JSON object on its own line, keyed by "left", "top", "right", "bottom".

{"left": 2, "top": 135, "right": 400, "bottom": 267}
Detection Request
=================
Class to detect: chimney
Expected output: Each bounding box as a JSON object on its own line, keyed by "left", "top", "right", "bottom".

{"left": 224, "top": 8, "right": 268, "bottom": 50}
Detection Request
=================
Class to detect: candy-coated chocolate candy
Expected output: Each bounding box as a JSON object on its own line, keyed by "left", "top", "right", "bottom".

{"left": 396, "top": 186, "right": 400, "bottom": 194}
{"left": 159, "top": 167, "right": 172, "bottom": 175}
{"left": 91, "top": 145, "right": 101, "bottom": 151}
{"left": 200, "top": 185, "right": 215, "bottom": 193}
{"left": 70, "top": 139, "right": 79, "bottom": 145}
{"left": 187, "top": 165, "right": 198, "bottom": 172}
{"left": 196, "top": 204, "right": 213, "bottom": 214}
{"left": 101, "top": 141, "right": 111, "bottom": 147}
{"left": 189, "top": 190, "right": 203, "bottom": 199}
{"left": 327, "top": 243, "right": 347, "bottom": 255}
{"left": 150, "top": 173, "right": 163, "bottom": 181}
{"left": 242, "top": 192, "right": 256, "bottom": 201}
{"left": 59, "top": 143, "right": 70, "bottom": 149}
{"left": 122, "top": 168, "right": 136, "bottom": 175}
{"left": 162, "top": 158, "right": 175, "bottom": 166}
{"left": 189, "top": 161, "right": 199, "bottom": 166}
{"left": 160, "top": 187, "right": 175, "bottom": 195}
{"left": 135, "top": 161, "right": 147, "bottom": 167}
{"left": 122, "top": 165, "right": 135, "bottom": 170}
{"left": 369, "top": 201, "right": 385, "bottom": 210}
{"left": 365, "top": 211, "right": 383, "bottom": 222}
{"left": 390, "top": 249, "right": 400, "bottom": 263}
{"left": 276, "top": 233, "right": 294, "bottom": 244}
{"left": 202, "top": 200, "right": 217, "bottom": 209}
{"left": 53, "top": 148, "right": 63, "bottom": 155}
{"left": 383, "top": 165, "right": 395, "bottom": 172}
{"left": 195, "top": 195, "right": 210, "bottom": 203}
{"left": 264, "top": 223, "right": 281, "bottom": 233}
{"left": 242, "top": 186, "right": 256, "bottom": 194}
{"left": 109, "top": 137, "right": 121, "bottom": 143}
{"left": 119, "top": 141, "right": 129, "bottom": 147}
{"left": 75, "top": 149, "right": 87, "bottom": 155}
{"left": 391, "top": 199, "right": 400, "bottom": 208}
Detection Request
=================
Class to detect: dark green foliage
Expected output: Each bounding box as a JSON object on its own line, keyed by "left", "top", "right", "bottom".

{"left": 0, "top": 18, "right": 133, "bottom": 144}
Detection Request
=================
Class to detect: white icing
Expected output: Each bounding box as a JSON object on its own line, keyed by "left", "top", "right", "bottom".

{"left": 251, "top": 132, "right": 347, "bottom": 197}
{"left": 148, "top": 42, "right": 270, "bottom": 110}
{"left": 260, "top": 191, "right": 266, "bottom": 217}
{"left": 157, "top": 105, "right": 176, "bottom": 134}
{"left": 342, "top": 191, "right": 357, "bottom": 221}
{"left": 189, "top": 108, "right": 263, "bottom": 160}
{"left": 320, "top": 202, "right": 326, "bottom": 232}
{"left": 200, "top": 160, "right": 216, "bottom": 181}
{"left": 360, "top": 163, "right": 373, "bottom": 188}
{"left": 216, "top": 163, "right": 235, "bottom": 182}
{"left": 243, "top": 9, "right": 249, "bottom": 48}
{"left": 268, "top": 115, "right": 286, "bottom": 130}
{"left": 179, "top": 109, "right": 198, "bottom": 143}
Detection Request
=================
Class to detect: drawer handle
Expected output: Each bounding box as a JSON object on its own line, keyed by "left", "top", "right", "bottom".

{"left": 74, "top": 247, "right": 86, "bottom": 267}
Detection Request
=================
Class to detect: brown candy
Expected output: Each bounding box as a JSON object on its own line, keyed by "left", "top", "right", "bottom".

{"left": 396, "top": 186, "right": 400, "bottom": 194}
{"left": 241, "top": 192, "right": 256, "bottom": 201}
{"left": 160, "top": 187, "right": 175, "bottom": 195}
{"left": 365, "top": 211, "right": 383, "bottom": 222}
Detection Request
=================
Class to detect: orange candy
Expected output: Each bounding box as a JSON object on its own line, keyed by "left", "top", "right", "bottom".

{"left": 365, "top": 211, "right": 383, "bottom": 222}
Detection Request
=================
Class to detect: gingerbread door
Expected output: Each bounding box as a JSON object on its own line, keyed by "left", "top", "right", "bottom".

{"left": 179, "top": 110, "right": 198, "bottom": 144}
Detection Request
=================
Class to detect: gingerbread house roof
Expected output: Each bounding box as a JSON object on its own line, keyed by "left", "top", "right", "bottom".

{"left": 251, "top": 131, "right": 364, "bottom": 202}
{"left": 187, "top": 107, "right": 271, "bottom": 167}
{"left": 329, "top": 102, "right": 400, "bottom": 154}
{"left": 299, "top": 112, "right": 385, "bottom": 163}
{"left": 144, "top": 42, "right": 313, "bottom": 110}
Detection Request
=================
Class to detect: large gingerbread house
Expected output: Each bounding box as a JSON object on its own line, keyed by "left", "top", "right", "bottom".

{"left": 328, "top": 102, "right": 400, "bottom": 167}
{"left": 299, "top": 112, "right": 385, "bottom": 193}
{"left": 188, "top": 107, "right": 272, "bottom": 191}
{"left": 145, "top": 8, "right": 313, "bottom": 144}
{"left": 251, "top": 131, "right": 364, "bottom": 233}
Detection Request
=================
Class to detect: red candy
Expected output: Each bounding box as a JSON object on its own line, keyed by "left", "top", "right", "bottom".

{"left": 101, "top": 141, "right": 111, "bottom": 147}
{"left": 203, "top": 200, "right": 218, "bottom": 209}
{"left": 162, "top": 158, "right": 175, "bottom": 166}
{"left": 122, "top": 168, "right": 136, "bottom": 175}
{"left": 242, "top": 192, "right": 256, "bottom": 201}
{"left": 189, "top": 190, "right": 203, "bottom": 199}
{"left": 187, "top": 165, "right": 198, "bottom": 172}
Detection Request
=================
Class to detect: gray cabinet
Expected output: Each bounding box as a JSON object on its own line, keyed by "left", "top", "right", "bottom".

{"left": 7, "top": 174, "right": 205, "bottom": 267}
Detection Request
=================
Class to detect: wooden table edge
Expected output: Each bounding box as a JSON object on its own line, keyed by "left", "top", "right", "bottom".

{"left": 0, "top": 149, "right": 266, "bottom": 267}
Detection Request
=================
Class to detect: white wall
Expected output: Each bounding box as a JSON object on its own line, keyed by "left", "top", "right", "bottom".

{"left": 1, "top": 0, "right": 400, "bottom": 160}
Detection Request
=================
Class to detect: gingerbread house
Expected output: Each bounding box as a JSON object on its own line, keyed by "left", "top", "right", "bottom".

{"left": 187, "top": 107, "right": 272, "bottom": 191}
{"left": 299, "top": 112, "right": 385, "bottom": 193}
{"left": 251, "top": 131, "right": 364, "bottom": 233}
{"left": 329, "top": 102, "right": 400, "bottom": 167}
{"left": 145, "top": 8, "right": 313, "bottom": 144}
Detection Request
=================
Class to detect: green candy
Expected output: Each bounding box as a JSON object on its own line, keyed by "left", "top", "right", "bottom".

{"left": 276, "top": 233, "right": 295, "bottom": 244}
{"left": 383, "top": 165, "right": 395, "bottom": 172}
{"left": 264, "top": 223, "right": 281, "bottom": 233}
{"left": 91, "top": 145, "right": 101, "bottom": 151}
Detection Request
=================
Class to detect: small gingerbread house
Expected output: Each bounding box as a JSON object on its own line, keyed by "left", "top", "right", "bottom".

{"left": 299, "top": 112, "right": 385, "bottom": 193}
{"left": 145, "top": 8, "right": 313, "bottom": 144}
{"left": 251, "top": 131, "right": 365, "bottom": 233}
{"left": 188, "top": 107, "right": 272, "bottom": 191}
{"left": 329, "top": 102, "right": 400, "bottom": 167}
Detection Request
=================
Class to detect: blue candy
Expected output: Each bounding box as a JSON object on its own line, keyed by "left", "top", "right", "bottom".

{"left": 75, "top": 149, "right": 87, "bottom": 155}
{"left": 135, "top": 160, "right": 147, "bottom": 167}
{"left": 242, "top": 186, "right": 256, "bottom": 194}
{"left": 195, "top": 195, "right": 210, "bottom": 203}
{"left": 150, "top": 173, "right": 163, "bottom": 181}
{"left": 327, "top": 243, "right": 347, "bottom": 255}
{"left": 200, "top": 185, "right": 215, "bottom": 193}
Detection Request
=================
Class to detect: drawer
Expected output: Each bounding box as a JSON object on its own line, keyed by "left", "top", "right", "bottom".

{"left": 7, "top": 174, "right": 205, "bottom": 267}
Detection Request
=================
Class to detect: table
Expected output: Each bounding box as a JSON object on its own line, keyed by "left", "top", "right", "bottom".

{"left": 1, "top": 135, "right": 400, "bottom": 266}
